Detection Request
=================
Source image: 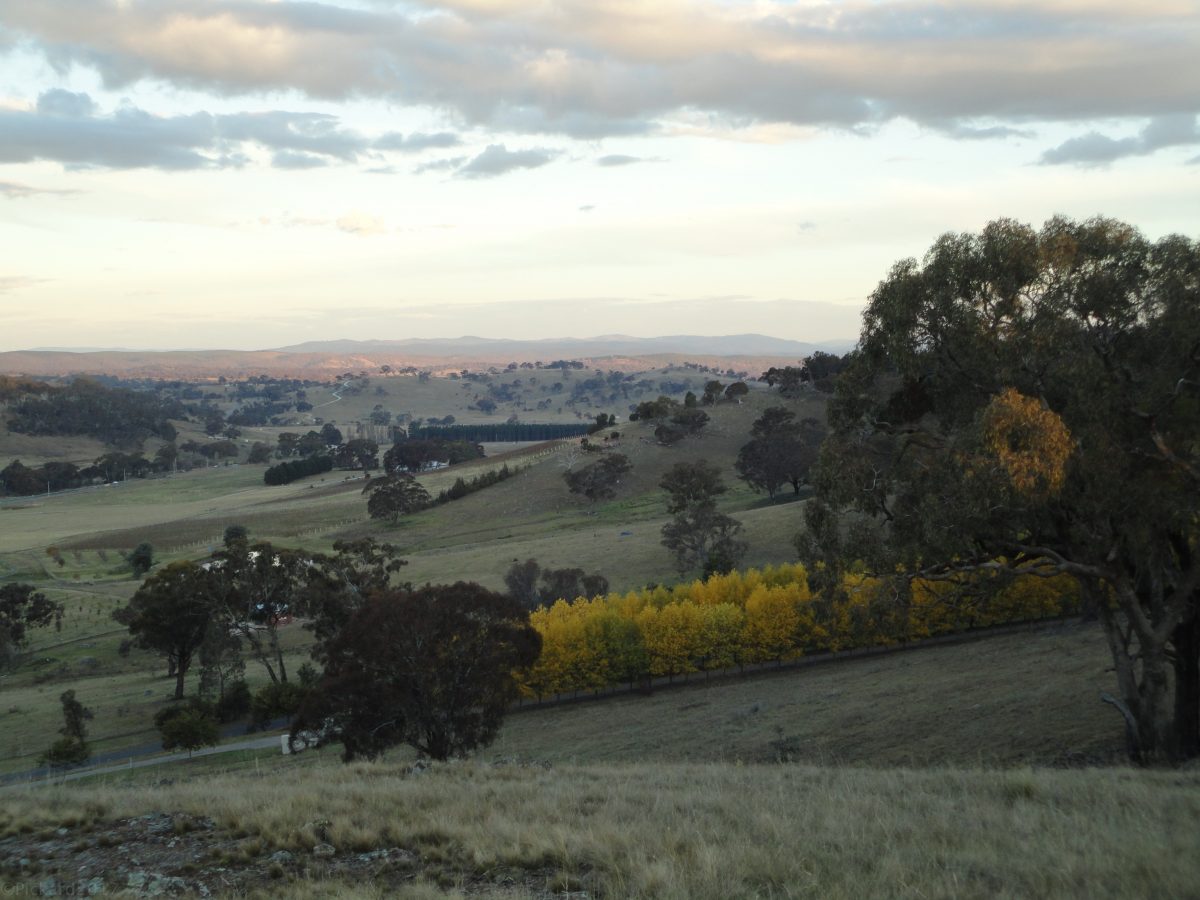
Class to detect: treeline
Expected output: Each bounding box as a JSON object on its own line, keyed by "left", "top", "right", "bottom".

{"left": 263, "top": 455, "right": 333, "bottom": 485}
{"left": 434, "top": 463, "right": 516, "bottom": 504}
{"left": 4, "top": 377, "right": 184, "bottom": 445}
{"left": 410, "top": 422, "right": 591, "bottom": 442}
{"left": 1, "top": 450, "right": 170, "bottom": 496}
{"left": 519, "top": 563, "right": 1079, "bottom": 697}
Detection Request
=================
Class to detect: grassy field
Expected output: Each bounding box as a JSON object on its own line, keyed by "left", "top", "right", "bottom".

{"left": 3, "top": 753, "right": 1197, "bottom": 898}
{"left": 0, "top": 623, "right": 1175, "bottom": 899}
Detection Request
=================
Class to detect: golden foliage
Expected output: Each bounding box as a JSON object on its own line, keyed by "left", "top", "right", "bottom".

{"left": 517, "top": 561, "right": 1079, "bottom": 697}
{"left": 981, "top": 388, "right": 1073, "bottom": 496}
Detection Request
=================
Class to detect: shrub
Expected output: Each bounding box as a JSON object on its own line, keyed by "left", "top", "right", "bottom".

{"left": 159, "top": 708, "right": 220, "bottom": 754}
{"left": 216, "top": 681, "right": 252, "bottom": 723}
{"left": 251, "top": 682, "right": 307, "bottom": 728}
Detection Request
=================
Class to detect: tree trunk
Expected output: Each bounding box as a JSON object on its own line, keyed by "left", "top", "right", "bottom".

{"left": 174, "top": 662, "right": 187, "bottom": 700}
{"left": 1172, "top": 610, "right": 1200, "bottom": 760}
{"left": 1096, "top": 597, "right": 1173, "bottom": 764}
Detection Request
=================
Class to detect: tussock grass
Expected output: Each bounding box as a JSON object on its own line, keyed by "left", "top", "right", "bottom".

{"left": 4, "top": 760, "right": 1198, "bottom": 898}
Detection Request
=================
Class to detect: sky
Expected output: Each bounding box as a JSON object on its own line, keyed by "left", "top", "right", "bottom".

{"left": 0, "top": 0, "right": 1197, "bottom": 352}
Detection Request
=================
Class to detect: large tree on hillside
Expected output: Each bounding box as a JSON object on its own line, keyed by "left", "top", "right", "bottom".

{"left": 736, "top": 407, "right": 823, "bottom": 500}
{"left": 291, "top": 582, "right": 541, "bottom": 761}
{"left": 801, "top": 216, "right": 1200, "bottom": 763}
{"left": 208, "top": 540, "right": 311, "bottom": 684}
{"left": 114, "top": 562, "right": 215, "bottom": 699}
{"left": 363, "top": 472, "right": 432, "bottom": 523}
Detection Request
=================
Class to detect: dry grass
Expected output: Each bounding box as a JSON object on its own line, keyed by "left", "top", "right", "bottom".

{"left": 4, "top": 758, "right": 1198, "bottom": 898}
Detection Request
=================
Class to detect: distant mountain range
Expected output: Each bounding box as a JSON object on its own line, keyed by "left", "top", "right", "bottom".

{"left": 275, "top": 334, "right": 852, "bottom": 358}
{"left": 0, "top": 334, "right": 854, "bottom": 380}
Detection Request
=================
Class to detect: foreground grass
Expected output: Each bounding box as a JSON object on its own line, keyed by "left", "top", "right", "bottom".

{"left": 3, "top": 759, "right": 1198, "bottom": 898}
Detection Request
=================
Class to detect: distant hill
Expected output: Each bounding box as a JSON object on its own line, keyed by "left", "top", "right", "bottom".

{"left": 0, "top": 334, "right": 854, "bottom": 380}
{"left": 275, "top": 334, "right": 853, "bottom": 358}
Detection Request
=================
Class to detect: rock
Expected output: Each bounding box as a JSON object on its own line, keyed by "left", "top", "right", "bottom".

{"left": 126, "top": 872, "right": 147, "bottom": 890}
{"left": 56, "top": 827, "right": 70, "bottom": 836}
{"left": 38, "top": 877, "right": 58, "bottom": 897}
{"left": 269, "top": 850, "right": 294, "bottom": 864}
{"left": 77, "top": 877, "right": 105, "bottom": 896}
{"left": 312, "top": 842, "right": 336, "bottom": 858}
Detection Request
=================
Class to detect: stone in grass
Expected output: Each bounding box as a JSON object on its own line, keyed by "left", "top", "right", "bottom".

{"left": 312, "top": 843, "right": 336, "bottom": 858}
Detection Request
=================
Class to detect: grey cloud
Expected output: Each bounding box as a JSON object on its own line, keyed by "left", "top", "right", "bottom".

{"left": 1040, "top": 114, "right": 1200, "bottom": 166}
{"left": 932, "top": 121, "right": 1032, "bottom": 141}
{"left": 0, "top": 91, "right": 453, "bottom": 170}
{"left": 36, "top": 88, "right": 96, "bottom": 117}
{"left": 271, "top": 150, "right": 330, "bottom": 169}
{"left": 374, "top": 131, "right": 461, "bottom": 152}
{"left": 3, "top": 0, "right": 1197, "bottom": 139}
{"left": 596, "top": 154, "right": 649, "bottom": 167}
{"left": 413, "top": 156, "right": 469, "bottom": 174}
{"left": 456, "top": 144, "right": 557, "bottom": 179}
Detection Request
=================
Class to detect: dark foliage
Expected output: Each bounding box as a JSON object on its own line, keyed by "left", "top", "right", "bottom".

{"left": 292, "top": 583, "right": 541, "bottom": 761}
{"left": 264, "top": 454, "right": 333, "bottom": 485}
{"left": 114, "top": 562, "right": 215, "bottom": 699}
{"left": 564, "top": 453, "right": 632, "bottom": 503}
{"left": 0, "top": 584, "right": 63, "bottom": 667}
{"left": 5, "top": 376, "right": 183, "bottom": 446}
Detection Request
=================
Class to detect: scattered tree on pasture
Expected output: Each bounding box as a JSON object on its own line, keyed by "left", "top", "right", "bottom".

{"left": 564, "top": 453, "right": 632, "bottom": 504}
{"left": 363, "top": 472, "right": 432, "bottom": 523}
{"left": 736, "top": 407, "right": 824, "bottom": 500}
{"left": 115, "top": 562, "right": 215, "bottom": 699}
{"left": 129, "top": 542, "right": 155, "bottom": 577}
{"left": 0, "top": 583, "right": 62, "bottom": 669}
{"left": 41, "top": 689, "right": 93, "bottom": 768}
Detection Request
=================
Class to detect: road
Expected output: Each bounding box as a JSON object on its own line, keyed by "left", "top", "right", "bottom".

{"left": 1, "top": 732, "right": 287, "bottom": 790}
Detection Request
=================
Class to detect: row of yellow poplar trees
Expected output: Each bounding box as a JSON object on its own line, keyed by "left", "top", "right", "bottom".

{"left": 517, "top": 563, "right": 1078, "bottom": 698}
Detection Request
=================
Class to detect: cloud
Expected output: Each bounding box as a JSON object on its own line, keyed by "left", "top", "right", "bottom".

{"left": 271, "top": 150, "right": 330, "bottom": 169}
{"left": 0, "top": 276, "right": 46, "bottom": 294}
{"left": 596, "top": 154, "right": 650, "bottom": 167}
{"left": 335, "top": 212, "right": 387, "bottom": 236}
{"left": 373, "top": 131, "right": 461, "bottom": 152}
{"left": 456, "top": 144, "right": 558, "bottom": 179}
{"left": 414, "top": 156, "right": 469, "bottom": 174}
{"left": 2, "top": 0, "right": 1196, "bottom": 139}
{"left": 35, "top": 88, "right": 96, "bottom": 117}
{"left": 0, "top": 90, "right": 459, "bottom": 171}
{"left": 1040, "top": 114, "right": 1200, "bottom": 166}
{"left": 0, "top": 180, "right": 79, "bottom": 199}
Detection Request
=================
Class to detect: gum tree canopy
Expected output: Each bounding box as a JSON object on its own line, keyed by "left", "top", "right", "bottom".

{"left": 803, "top": 217, "right": 1199, "bottom": 763}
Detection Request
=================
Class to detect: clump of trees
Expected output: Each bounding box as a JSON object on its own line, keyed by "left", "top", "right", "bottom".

{"left": 736, "top": 408, "right": 824, "bottom": 500}
{"left": 5, "top": 376, "right": 183, "bottom": 446}
{"left": 264, "top": 455, "right": 333, "bottom": 485}
{"left": 291, "top": 583, "right": 540, "bottom": 761}
{"left": 503, "top": 558, "right": 610, "bottom": 609}
{"left": 564, "top": 453, "right": 632, "bottom": 505}
{"left": 659, "top": 461, "right": 746, "bottom": 577}
{"left": 801, "top": 216, "right": 1200, "bottom": 763}
{"left": 382, "top": 438, "right": 483, "bottom": 473}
